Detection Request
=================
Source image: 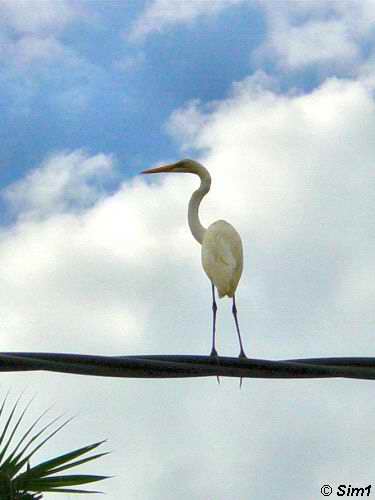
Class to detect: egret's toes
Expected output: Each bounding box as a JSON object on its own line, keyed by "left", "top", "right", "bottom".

{"left": 209, "top": 350, "right": 220, "bottom": 385}
{"left": 238, "top": 352, "right": 246, "bottom": 388}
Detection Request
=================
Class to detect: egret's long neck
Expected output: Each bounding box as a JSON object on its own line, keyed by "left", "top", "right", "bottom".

{"left": 188, "top": 167, "right": 211, "bottom": 244}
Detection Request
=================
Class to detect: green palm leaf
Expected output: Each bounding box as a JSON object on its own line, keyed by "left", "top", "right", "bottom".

{"left": 0, "top": 394, "right": 109, "bottom": 498}
{"left": 21, "top": 441, "right": 108, "bottom": 477}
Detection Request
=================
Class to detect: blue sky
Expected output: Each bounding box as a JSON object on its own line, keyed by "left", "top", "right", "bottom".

{"left": 0, "top": 1, "right": 374, "bottom": 499}
{"left": 0, "top": 0, "right": 265, "bottom": 193}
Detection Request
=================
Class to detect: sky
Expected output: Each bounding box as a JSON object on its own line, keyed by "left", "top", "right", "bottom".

{"left": 0, "top": 0, "right": 374, "bottom": 498}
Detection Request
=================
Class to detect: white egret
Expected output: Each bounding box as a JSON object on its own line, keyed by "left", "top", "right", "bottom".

{"left": 141, "top": 159, "right": 246, "bottom": 359}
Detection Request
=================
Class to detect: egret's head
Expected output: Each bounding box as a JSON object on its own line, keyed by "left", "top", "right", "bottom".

{"left": 141, "top": 158, "right": 202, "bottom": 175}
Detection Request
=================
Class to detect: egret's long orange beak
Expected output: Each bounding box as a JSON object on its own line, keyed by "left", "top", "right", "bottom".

{"left": 141, "top": 164, "right": 175, "bottom": 175}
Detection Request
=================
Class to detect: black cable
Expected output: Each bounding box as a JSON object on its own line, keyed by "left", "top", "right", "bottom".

{"left": 1, "top": 352, "right": 375, "bottom": 380}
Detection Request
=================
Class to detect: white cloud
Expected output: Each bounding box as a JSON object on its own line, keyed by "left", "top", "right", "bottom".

{"left": 257, "top": 0, "right": 375, "bottom": 76}
{"left": 129, "top": 0, "right": 244, "bottom": 41}
{"left": 6, "top": 35, "right": 70, "bottom": 67}
{"left": 0, "top": 73, "right": 374, "bottom": 499}
{"left": 3, "top": 150, "right": 115, "bottom": 219}
{"left": 166, "top": 73, "right": 375, "bottom": 354}
{"left": 0, "top": 0, "right": 78, "bottom": 34}
{"left": 0, "top": 0, "right": 85, "bottom": 69}
{"left": 130, "top": 0, "right": 375, "bottom": 83}
{"left": 0, "top": 149, "right": 198, "bottom": 355}
{"left": 262, "top": 19, "right": 359, "bottom": 69}
{"left": 0, "top": 1, "right": 111, "bottom": 122}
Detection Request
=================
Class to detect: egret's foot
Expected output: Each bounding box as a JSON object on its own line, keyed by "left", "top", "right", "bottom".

{"left": 238, "top": 351, "right": 247, "bottom": 388}
{"left": 210, "top": 347, "right": 218, "bottom": 358}
{"left": 209, "top": 349, "right": 220, "bottom": 385}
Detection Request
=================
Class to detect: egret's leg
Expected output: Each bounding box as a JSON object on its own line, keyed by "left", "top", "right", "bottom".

{"left": 210, "top": 284, "right": 220, "bottom": 385}
{"left": 232, "top": 295, "right": 246, "bottom": 358}
{"left": 210, "top": 283, "right": 218, "bottom": 357}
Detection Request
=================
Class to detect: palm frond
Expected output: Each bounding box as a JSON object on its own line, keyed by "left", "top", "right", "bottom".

{"left": 0, "top": 394, "right": 109, "bottom": 498}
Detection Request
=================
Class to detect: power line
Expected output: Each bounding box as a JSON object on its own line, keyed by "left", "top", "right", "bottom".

{"left": 1, "top": 352, "right": 375, "bottom": 380}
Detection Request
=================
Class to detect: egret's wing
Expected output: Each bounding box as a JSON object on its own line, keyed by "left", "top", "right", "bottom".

{"left": 201, "top": 221, "right": 243, "bottom": 297}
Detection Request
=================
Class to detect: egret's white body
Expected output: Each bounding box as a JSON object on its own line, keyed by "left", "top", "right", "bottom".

{"left": 202, "top": 220, "right": 243, "bottom": 298}
{"left": 141, "top": 159, "right": 246, "bottom": 358}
